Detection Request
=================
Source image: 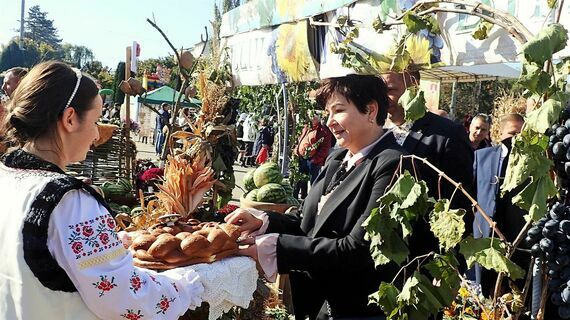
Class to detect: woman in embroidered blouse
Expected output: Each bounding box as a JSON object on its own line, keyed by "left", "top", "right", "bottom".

{"left": 0, "top": 61, "right": 203, "bottom": 319}
{"left": 226, "top": 74, "right": 406, "bottom": 320}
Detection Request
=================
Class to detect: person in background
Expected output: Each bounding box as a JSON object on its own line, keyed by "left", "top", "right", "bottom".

{"left": 1, "top": 67, "right": 28, "bottom": 99}
{"left": 430, "top": 109, "right": 449, "bottom": 119}
{"left": 472, "top": 113, "right": 526, "bottom": 294}
{"left": 0, "top": 61, "right": 204, "bottom": 319}
{"left": 226, "top": 74, "right": 405, "bottom": 320}
{"left": 297, "top": 113, "right": 332, "bottom": 184}
{"left": 101, "top": 103, "right": 110, "bottom": 120}
{"left": 155, "top": 103, "right": 171, "bottom": 156}
{"left": 253, "top": 117, "right": 274, "bottom": 163}
{"left": 109, "top": 103, "right": 121, "bottom": 120}
{"left": 235, "top": 113, "right": 247, "bottom": 165}
{"left": 381, "top": 71, "right": 474, "bottom": 262}
{"left": 241, "top": 113, "right": 257, "bottom": 167}
{"left": 469, "top": 113, "right": 492, "bottom": 150}
{"left": 177, "top": 107, "right": 191, "bottom": 131}
{"left": 1, "top": 67, "right": 29, "bottom": 153}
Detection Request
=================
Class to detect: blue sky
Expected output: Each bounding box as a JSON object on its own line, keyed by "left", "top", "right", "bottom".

{"left": 0, "top": 0, "right": 218, "bottom": 68}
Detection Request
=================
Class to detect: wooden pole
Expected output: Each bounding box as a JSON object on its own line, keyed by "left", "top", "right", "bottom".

{"left": 125, "top": 46, "right": 132, "bottom": 179}
{"left": 125, "top": 46, "right": 132, "bottom": 131}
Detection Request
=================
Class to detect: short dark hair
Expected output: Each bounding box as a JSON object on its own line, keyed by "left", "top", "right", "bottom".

{"left": 315, "top": 74, "right": 389, "bottom": 126}
{"left": 500, "top": 113, "right": 524, "bottom": 126}
{"left": 3, "top": 67, "right": 28, "bottom": 79}
{"left": 2, "top": 61, "right": 98, "bottom": 146}
{"left": 472, "top": 113, "right": 492, "bottom": 125}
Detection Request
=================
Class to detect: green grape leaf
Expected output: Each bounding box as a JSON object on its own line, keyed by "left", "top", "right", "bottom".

{"left": 364, "top": 208, "right": 410, "bottom": 266}
{"left": 525, "top": 92, "right": 570, "bottom": 133}
{"left": 460, "top": 236, "right": 506, "bottom": 267}
{"left": 472, "top": 20, "right": 494, "bottom": 40}
{"left": 415, "top": 272, "right": 446, "bottom": 314}
{"left": 472, "top": 247, "right": 526, "bottom": 280}
{"left": 337, "top": 15, "right": 348, "bottom": 26}
{"left": 397, "top": 273, "right": 420, "bottom": 304}
{"left": 521, "top": 23, "right": 568, "bottom": 66}
{"left": 429, "top": 199, "right": 466, "bottom": 251}
{"left": 517, "top": 62, "right": 552, "bottom": 95}
{"left": 369, "top": 282, "right": 400, "bottom": 314}
{"left": 548, "top": 0, "right": 558, "bottom": 9}
{"left": 389, "top": 49, "right": 411, "bottom": 73}
{"left": 425, "top": 16, "right": 441, "bottom": 34}
{"left": 372, "top": 15, "right": 384, "bottom": 33}
{"left": 403, "top": 11, "right": 428, "bottom": 33}
{"left": 399, "top": 88, "right": 427, "bottom": 122}
{"left": 512, "top": 175, "right": 557, "bottom": 221}
{"left": 424, "top": 253, "right": 461, "bottom": 306}
{"left": 363, "top": 171, "right": 431, "bottom": 266}
{"left": 501, "top": 130, "right": 551, "bottom": 195}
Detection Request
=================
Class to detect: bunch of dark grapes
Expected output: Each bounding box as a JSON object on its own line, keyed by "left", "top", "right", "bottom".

{"left": 546, "top": 106, "right": 570, "bottom": 198}
{"left": 526, "top": 202, "right": 570, "bottom": 318}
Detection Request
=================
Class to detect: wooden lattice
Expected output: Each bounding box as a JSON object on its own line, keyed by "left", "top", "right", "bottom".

{"left": 68, "top": 127, "right": 136, "bottom": 185}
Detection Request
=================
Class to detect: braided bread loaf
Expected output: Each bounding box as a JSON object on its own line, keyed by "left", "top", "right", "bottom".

{"left": 129, "top": 220, "right": 241, "bottom": 270}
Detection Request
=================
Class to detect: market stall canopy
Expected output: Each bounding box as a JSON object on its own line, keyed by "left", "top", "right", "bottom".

{"left": 420, "top": 62, "right": 522, "bottom": 83}
{"left": 220, "top": 0, "right": 568, "bottom": 85}
{"left": 137, "top": 85, "right": 201, "bottom": 108}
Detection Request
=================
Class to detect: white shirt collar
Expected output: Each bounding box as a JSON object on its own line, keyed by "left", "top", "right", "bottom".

{"left": 342, "top": 132, "right": 388, "bottom": 169}
{"left": 500, "top": 143, "right": 509, "bottom": 158}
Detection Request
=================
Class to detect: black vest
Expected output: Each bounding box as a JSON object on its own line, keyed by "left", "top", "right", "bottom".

{"left": 2, "top": 149, "right": 112, "bottom": 292}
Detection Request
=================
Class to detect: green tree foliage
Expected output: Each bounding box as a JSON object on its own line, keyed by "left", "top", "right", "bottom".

{"left": 24, "top": 5, "right": 61, "bottom": 48}
{"left": 222, "top": 0, "right": 240, "bottom": 13}
{"left": 211, "top": 3, "right": 222, "bottom": 54}
{"left": 113, "top": 62, "right": 126, "bottom": 104}
{"left": 61, "top": 44, "right": 94, "bottom": 69}
{"left": 137, "top": 56, "right": 177, "bottom": 85}
{"left": 0, "top": 39, "right": 40, "bottom": 70}
{"left": 83, "top": 60, "right": 114, "bottom": 89}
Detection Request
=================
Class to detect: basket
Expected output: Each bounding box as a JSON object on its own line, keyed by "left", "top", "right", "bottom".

{"left": 94, "top": 124, "right": 119, "bottom": 147}
{"left": 240, "top": 196, "right": 294, "bottom": 214}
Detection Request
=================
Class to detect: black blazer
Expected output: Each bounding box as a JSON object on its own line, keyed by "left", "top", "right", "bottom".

{"left": 402, "top": 112, "right": 474, "bottom": 260}
{"left": 266, "top": 133, "right": 406, "bottom": 320}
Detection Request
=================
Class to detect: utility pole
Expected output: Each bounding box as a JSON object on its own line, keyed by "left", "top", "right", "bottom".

{"left": 19, "top": 0, "right": 25, "bottom": 49}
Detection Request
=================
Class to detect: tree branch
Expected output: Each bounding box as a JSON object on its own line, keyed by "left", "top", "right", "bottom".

{"left": 383, "top": 0, "right": 533, "bottom": 44}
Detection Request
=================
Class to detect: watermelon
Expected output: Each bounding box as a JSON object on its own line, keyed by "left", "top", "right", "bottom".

{"left": 257, "top": 183, "right": 288, "bottom": 203}
{"left": 243, "top": 168, "right": 257, "bottom": 191}
{"left": 254, "top": 162, "right": 282, "bottom": 188}
{"left": 245, "top": 189, "right": 259, "bottom": 201}
{"left": 280, "top": 180, "right": 294, "bottom": 196}
{"left": 287, "top": 196, "right": 300, "bottom": 205}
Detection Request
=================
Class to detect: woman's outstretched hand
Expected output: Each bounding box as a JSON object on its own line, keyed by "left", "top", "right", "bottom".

{"left": 224, "top": 208, "right": 263, "bottom": 236}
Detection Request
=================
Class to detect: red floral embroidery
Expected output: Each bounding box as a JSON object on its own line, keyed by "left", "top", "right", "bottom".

{"left": 82, "top": 225, "right": 94, "bottom": 237}
{"left": 92, "top": 275, "right": 117, "bottom": 297}
{"left": 71, "top": 242, "right": 83, "bottom": 254}
{"left": 129, "top": 271, "right": 146, "bottom": 294}
{"left": 121, "top": 309, "right": 144, "bottom": 319}
{"left": 99, "top": 232, "right": 110, "bottom": 245}
{"left": 155, "top": 295, "right": 176, "bottom": 314}
{"left": 106, "top": 217, "right": 116, "bottom": 229}
{"left": 67, "top": 214, "right": 122, "bottom": 259}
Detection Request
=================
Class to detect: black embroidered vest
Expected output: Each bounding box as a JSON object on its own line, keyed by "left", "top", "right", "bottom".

{"left": 2, "top": 150, "right": 112, "bottom": 292}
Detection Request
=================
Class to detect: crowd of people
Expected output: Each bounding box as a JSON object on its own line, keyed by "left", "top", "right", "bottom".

{"left": 0, "top": 61, "right": 529, "bottom": 320}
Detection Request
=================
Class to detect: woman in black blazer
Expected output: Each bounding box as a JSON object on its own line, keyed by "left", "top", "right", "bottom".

{"left": 226, "top": 74, "right": 406, "bottom": 320}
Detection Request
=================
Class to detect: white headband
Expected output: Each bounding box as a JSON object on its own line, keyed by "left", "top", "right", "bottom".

{"left": 64, "top": 68, "right": 82, "bottom": 109}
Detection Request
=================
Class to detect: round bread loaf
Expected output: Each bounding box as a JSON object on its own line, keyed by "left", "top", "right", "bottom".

{"left": 180, "top": 234, "right": 210, "bottom": 257}
{"left": 147, "top": 233, "right": 181, "bottom": 258}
